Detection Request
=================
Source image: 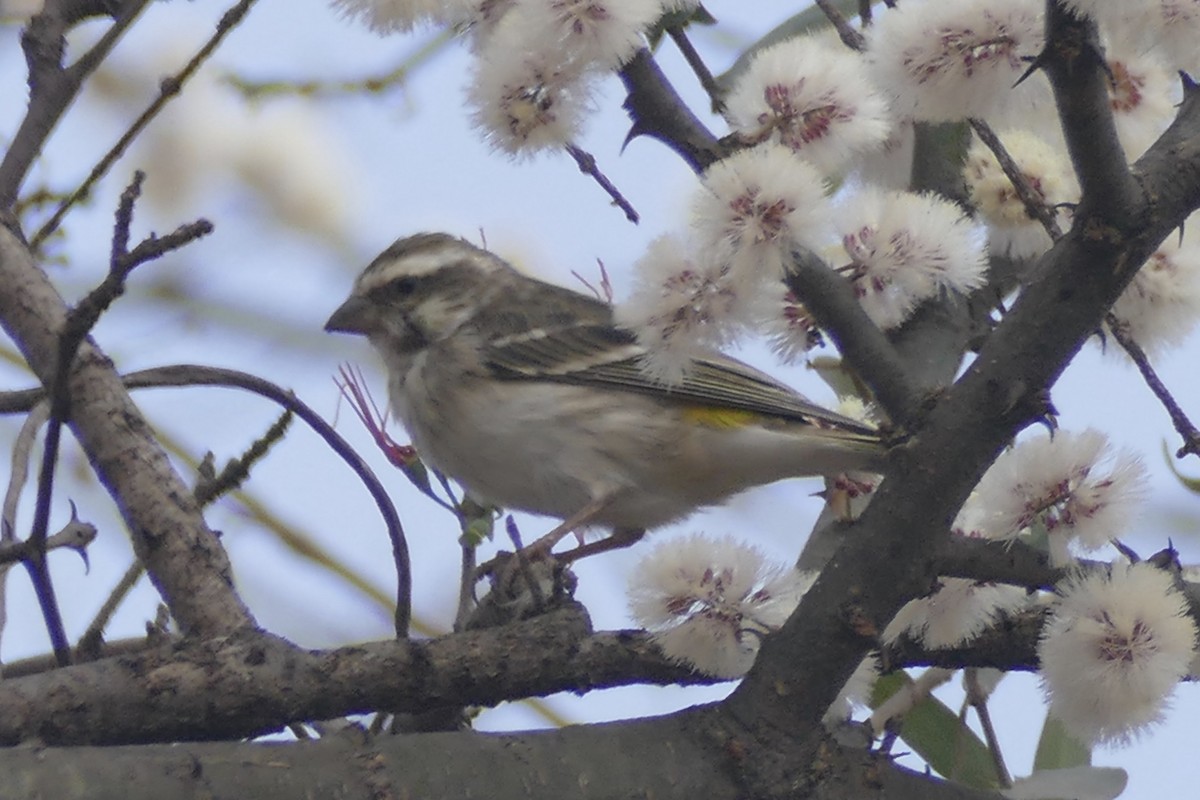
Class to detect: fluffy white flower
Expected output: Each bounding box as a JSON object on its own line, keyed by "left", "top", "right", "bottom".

{"left": 1039, "top": 562, "right": 1198, "bottom": 744}
{"left": 883, "top": 578, "right": 1029, "bottom": 649}
{"left": 724, "top": 36, "right": 892, "bottom": 177}
{"left": 959, "top": 430, "right": 1147, "bottom": 566}
{"left": 823, "top": 654, "right": 880, "bottom": 726}
{"left": 616, "top": 234, "right": 754, "bottom": 383}
{"left": 690, "top": 144, "right": 831, "bottom": 279}
{"left": 963, "top": 129, "right": 1078, "bottom": 260}
{"left": 759, "top": 287, "right": 822, "bottom": 364}
{"left": 628, "top": 533, "right": 816, "bottom": 678}
{"left": 492, "top": 0, "right": 657, "bottom": 70}
{"left": 1107, "top": 227, "right": 1200, "bottom": 357}
{"left": 866, "top": 0, "right": 1048, "bottom": 123}
{"left": 468, "top": 16, "right": 596, "bottom": 155}
{"left": 835, "top": 187, "right": 988, "bottom": 330}
{"left": 1105, "top": 47, "right": 1175, "bottom": 159}
{"left": 329, "top": 0, "right": 465, "bottom": 32}
{"left": 1064, "top": 0, "right": 1200, "bottom": 73}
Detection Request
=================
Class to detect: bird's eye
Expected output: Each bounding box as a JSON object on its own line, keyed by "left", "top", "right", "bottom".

{"left": 387, "top": 276, "right": 418, "bottom": 298}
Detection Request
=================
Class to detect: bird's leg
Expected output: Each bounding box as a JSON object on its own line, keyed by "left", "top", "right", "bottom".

{"left": 556, "top": 527, "right": 646, "bottom": 562}
{"left": 523, "top": 496, "right": 612, "bottom": 556}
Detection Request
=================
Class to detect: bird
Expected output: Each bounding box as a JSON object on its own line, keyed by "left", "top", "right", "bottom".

{"left": 325, "top": 232, "right": 885, "bottom": 560}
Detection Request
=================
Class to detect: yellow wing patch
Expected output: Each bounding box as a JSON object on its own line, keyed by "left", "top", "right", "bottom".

{"left": 681, "top": 406, "right": 764, "bottom": 429}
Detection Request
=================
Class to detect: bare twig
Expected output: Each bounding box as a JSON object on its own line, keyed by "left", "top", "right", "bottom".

{"left": 193, "top": 409, "right": 294, "bottom": 506}
{"left": 968, "top": 119, "right": 1064, "bottom": 243}
{"left": 666, "top": 25, "right": 725, "bottom": 112}
{"left": 76, "top": 560, "right": 145, "bottom": 660}
{"left": 564, "top": 144, "right": 640, "bottom": 224}
{"left": 1105, "top": 314, "right": 1200, "bottom": 458}
{"left": 29, "top": 0, "right": 260, "bottom": 247}
{"left": 0, "top": 0, "right": 153, "bottom": 207}
{"left": 814, "top": 0, "right": 866, "bottom": 51}
{"left": 964, "top": 669, "right": 1011, "bottom": 788}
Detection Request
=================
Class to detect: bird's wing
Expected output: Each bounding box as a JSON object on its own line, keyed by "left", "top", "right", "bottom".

{"left": 480, "top": 309, "right": 878, "bottom": 437}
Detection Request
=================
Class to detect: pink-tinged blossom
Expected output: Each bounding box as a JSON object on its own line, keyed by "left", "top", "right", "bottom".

{"left": 616, "top": 234, "right": 753, "bottom": 383}
{"left": 835, "top": 187, "right": 988, "bottom": 330}
{"left": 1039, "top": 562, "right": 1198, "bottom": 744}
{"left": 628, "top": 534, "right": 815, "bottom": 678}
{"left": 1063, "top": 0, "right": 1200, "bottom": 73}
{"left": 963, "top": 129, "right": 1078, "bottom": 260}
{"left": 690, "top": 144, "right": 831, "bottom": 278}
{"left": 866, "top": 0, "right": 1048, "bottom": 123}
{"left": 760, "top": 287, "right": 823, "bottom": 364}
{"left": 330, "top": 0, "right": 469, "bottom": 31}
{"left": 1107, "top": 227, "right": 1200, "bottom": 357}
{"left": 1105, "top": 48, "right": 1175, "bottom": 159}
{"left": 496, "top": 0, "right": 658, "bottom": 70}
{"left": 957, "top": 430, "right": 1147, "bottom": 566}
{"left": 469, "top": 17, "right": 595, "bottom": 155}
{"left": 883, "top": 577, "right": 1029, "bottom": 650}
{"left": 724, "top": 37, "right": 892, "bottom": 177}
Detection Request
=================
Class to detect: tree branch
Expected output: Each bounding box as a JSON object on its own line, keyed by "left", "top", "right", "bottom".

{"left": 0, "top": 224, "right": 253, "bottom": 638}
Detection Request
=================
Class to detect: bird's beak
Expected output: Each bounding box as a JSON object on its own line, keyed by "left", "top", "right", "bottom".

{"left": 324, "top": 296, "right": 373, "bottom": 335}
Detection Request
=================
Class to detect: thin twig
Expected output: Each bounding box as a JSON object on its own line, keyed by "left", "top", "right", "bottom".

{"left": 30, "top": 0, "right": 260, "bottom": 247}
{"left": 666, "top": 25, "right": 725, "bottom": 112}
{"left": 0, "top": 363, "right": 414, "bottom": 638}
{"left": 130, "top": 365, "right": 413, "bottom": 637}
{"left": 964, "top": 669, "right": 1012, "bottom": 788}
{"left": 1105, "top": 314, "right": 1200, "bottom": 458}
{"left": 564, "top": 144, "right": 640, "bottom": 224}
{"left": 76, "top": 560, "right": 145, "bottom": 660}
{"left": 0, "top": 0, "right": 153, "bottom": 207}
{"left": 968, "top": 119, "right": 1064, "bottom": 243}
{"left": 814, "top": 0, "right": 866, "bottom": 51}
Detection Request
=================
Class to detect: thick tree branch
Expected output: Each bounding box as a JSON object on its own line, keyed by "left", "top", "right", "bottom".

{"left": 0, "top": 225, "right": 253, "bottom": 637}
{"left": 618, "top": 48, "right": 726, "bottom": 172}
{"left": 721, "top": 60, "right": 1200, "bottom": 794}
{"left": 0, "top": 606, "right": 719, "bottom": 746}
{"left": 0, "top": 724, "right": 1001, "bottom": 800}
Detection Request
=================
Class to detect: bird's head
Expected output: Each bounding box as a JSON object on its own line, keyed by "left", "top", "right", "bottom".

{"left": 325, "top": 233, "right": 509, "bottom": 353}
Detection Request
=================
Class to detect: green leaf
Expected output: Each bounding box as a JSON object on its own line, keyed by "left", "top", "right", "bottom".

{"left": 1033, "top": 713, "right": 1091, "bottom": 772}
{"left": 872, "top": 672, "right": 1000, "bottom": 790}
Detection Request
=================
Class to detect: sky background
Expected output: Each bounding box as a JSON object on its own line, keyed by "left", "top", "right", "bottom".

{"left": 1, "top": 2, "right": 1199, "bottom": 797}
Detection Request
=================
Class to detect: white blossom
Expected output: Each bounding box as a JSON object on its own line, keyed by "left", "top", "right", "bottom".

{"left": 959, "top": 430, "right": 1147, "bottom": 566}
{"left": 1063, "top": 0, "right": 1200, "bottom": 73}
{"left": 963, "top": 129, "right": 1078, "bottom": 260}
{"left": 1107, "top": 227, "right": 1200, "bottom": 357}
{"left": 835, "top": 187, "right": 988, "bottom": 330}
{"left": 616, "top": 235, "right": 753, "bottom": 383}
{"left": 759, "top": 287, "right": 822, "bottom": 364}
{"left": 690, "top": 143, "right": 831, "bottom": 279}
{"left": 823, "top": 654, "right": 880, "bottom": 726}
{"left": 628, "top": 534, "right": 815, "bottom": 678}
{"left": 468, "top": 15, "right": 596, "bottom": 155}
{"left": 866, "top": 0, "right": 1048, "bottom": 123}
{"left": 883, "top": 578, "right": 1029, "bottom": 649}
{"left": 724, "top": 36, "right": 892, "bottom": 177}
{"left": 329, "top": 0, "right": 466, "bottom": 32}
{"left": 1104, "top": 47, "right": 1175, "bottom": 160}
{"left": 492, "top": 0, "right": 657, "bottom": 71}
{"left": 1039, "top": 562, "right": 1198, "bottom": 744}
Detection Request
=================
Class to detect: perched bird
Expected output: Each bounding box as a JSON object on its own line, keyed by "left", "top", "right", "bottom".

{"left": 325, "top": 232, "right": 885, "bottom": 559}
